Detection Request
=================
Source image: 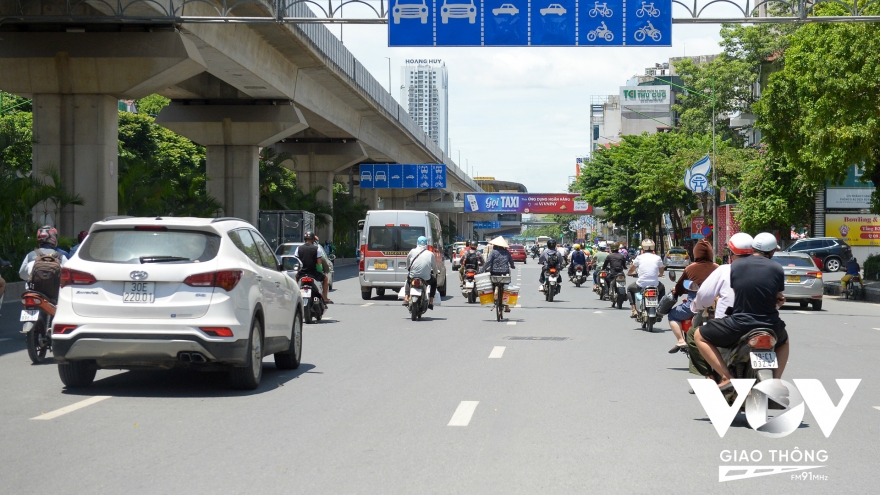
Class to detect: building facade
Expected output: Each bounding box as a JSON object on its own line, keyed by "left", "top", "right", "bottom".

{"left": 401, "top": 61, "right": 449, "bottom": 152}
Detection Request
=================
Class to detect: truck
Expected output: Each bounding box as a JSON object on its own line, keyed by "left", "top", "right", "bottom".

{"left": 257, "top": 210, "right": 316, "bottom": 251}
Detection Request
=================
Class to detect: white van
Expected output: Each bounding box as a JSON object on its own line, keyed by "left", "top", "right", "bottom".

{"left": 359, "top": 210, "right": 448, "bottom": 300}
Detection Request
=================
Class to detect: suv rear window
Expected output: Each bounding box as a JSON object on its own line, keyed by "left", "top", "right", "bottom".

{"left": 668, "top": 248, "right": 687, "bottom": 255}
{"left": 367, "top": 226, "right": 426, "bottom": 252}
{"left": 773, "top": 257, "right": 815, "bottom": 267}
{"left": 80, "top": 229, "right": 221, "bottom": 264}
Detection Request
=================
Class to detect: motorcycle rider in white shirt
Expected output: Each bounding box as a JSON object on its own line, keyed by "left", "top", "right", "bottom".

{"left": 626, "top": 239, "right": 665, "bottom": 318}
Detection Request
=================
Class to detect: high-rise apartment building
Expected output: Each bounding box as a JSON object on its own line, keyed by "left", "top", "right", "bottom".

{"left": 401, "top": 61, "right": 448, "bottom": 152}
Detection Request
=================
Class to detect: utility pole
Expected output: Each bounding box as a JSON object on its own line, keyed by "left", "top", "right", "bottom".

{"left": 711, "top": 77, "right": 718, "bottom": 256}
{"left": 384, "top": 57, "right": 392, "bottom": 93}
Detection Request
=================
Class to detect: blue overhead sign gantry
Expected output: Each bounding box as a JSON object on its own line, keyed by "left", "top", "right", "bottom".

{"left": 359, "top": 164, "right": 447, "bottom": 189}
{"left": 389, "top": 0, "right": 670, "bottom": 46}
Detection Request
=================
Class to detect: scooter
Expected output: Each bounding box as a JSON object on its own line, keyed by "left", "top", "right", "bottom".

{"left": 611, "top": 273, "right": 627, "bottom": 309}
{"left": 542, "top": 266, "right": 561, "bottom": 302}
{"left": 21, "top": 288, "right": 56, "bottom": 364}
{"left": 634, "top": 285, "right": 660, "bottom": 332}
{"left": 408, "top": 277, "right": 431, "bottom": 320}
{"left": 571, "top": 264, "right": 587, "bottom": 287}
{"left": 297, "top": 274, "right": 326, "bottom": 323}
{"left": 461, "top": 268, "right": 478, "bottom": 304}
{"left": 594, "top": 271, "right": 609, "bottom": 300}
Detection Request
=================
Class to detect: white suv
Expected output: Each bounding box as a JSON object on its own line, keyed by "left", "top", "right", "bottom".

{"left": 52, "top": 217, "right": 303, "bottom": 390}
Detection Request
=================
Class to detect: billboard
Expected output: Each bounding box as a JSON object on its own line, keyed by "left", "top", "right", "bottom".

{"left": 825, "top": 214, "right": 880, "bottom": 246}
{"left": 620, "top": 85, "right": 671, "bottom": 106}
{"left": 826, "top": 188, "right": 873, "bottom": 209}
{"left": 464, "top": 193, "right": 591, "bottom": 214}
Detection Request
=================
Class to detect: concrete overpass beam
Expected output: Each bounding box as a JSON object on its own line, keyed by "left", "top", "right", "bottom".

{"left": 156, "top": 102, "right": 308, "bottom": 224}
{"left": 32, "top": 94, "right": 118, "bottom": 235}
{"left": 272, "top": 141, "right": 368, "bottom": 241}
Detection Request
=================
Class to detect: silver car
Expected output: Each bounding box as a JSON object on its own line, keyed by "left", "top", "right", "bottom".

{"left": 772, "top": 252, "right": 823, "bottom": 311}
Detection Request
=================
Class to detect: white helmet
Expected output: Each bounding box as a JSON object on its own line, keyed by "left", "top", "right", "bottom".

{"left": 752, "top": 232, "right": 778, "bottom": 253}
{"left": 727, "top": 232, "right": 754, "bottom": 256}
{"left": 641, "top": 239, "right": 655, "bottom": 251}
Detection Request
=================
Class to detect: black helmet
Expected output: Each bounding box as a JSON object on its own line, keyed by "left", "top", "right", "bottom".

{"left": 304, "top": 231, "right": 315, "bottom": 241}
{"left": 547, "top": 239, "right": 557, "bottom": 250}
{"left": 470, "top": 240, "right": 478, "bottom": 248}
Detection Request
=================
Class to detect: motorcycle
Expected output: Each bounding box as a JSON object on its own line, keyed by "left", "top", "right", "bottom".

{"left": 282, "top": 256, "right": 325, "bottom": 324}
{"left": 720, "top": 328, "right": 780, "bottom": 405}
{"left": 594, "top": 270, "right": 609, "bottom": 300}
{"left": 408, "top": 277, "right": 431, "bottom": 321}
{"left": 587, "top": 22, "right": 614, "bottom": 42}
{"left": 634, "top": 21, "right": 663, "bottom": 42}
{"left": 610, "top": 273, "right": 627, "bottom": 309}
{"left": 634, "top": 285, "right": 660, "bottom": 332}
{"left": 21, "top": 288, "right": 56, "bottom": 363}
{"left": 571, "top": 264, "right": 587, "bottom": 287}
{"left": 542, "top": 266, "right": 561, "bottom": 302}
{"left": 461, "top": 268, "right": 478, "bottom": 304}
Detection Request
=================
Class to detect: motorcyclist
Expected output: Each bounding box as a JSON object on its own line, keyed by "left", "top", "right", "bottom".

{"left": 19, "top": 226, "right": 68, "bottom": 281}
{"left": 626, "top": 239, "right": 666, "bottom": 318}
{"left": 568, "top": 244, "right": 587, "bottom": 279}
{"left": 665, "top": 239, "right": 717, "bottom": 354}
{"left": 592, "top": 245, "right": 609, "bottom": 286}
{"left": 538, "top": 239, "right": 564, "bottom": 292}
{"left": 480, "top": 236, "right": 516, "bottom": 312}
{"left": 693, "top": 232, "right": 790, "bottom": 390}
{"left": 404, "top": 235, "right": 438, "bottom": 310}
{"left": 459, "top": 240, "right": 484, "bottom": 285}
{"left": 841, "top": 257, "right": 861, "bottom": 291}
{"left": 602, "top": 242, "right": 627, "bottom": 303}
{"left": 68, "top": 230, "right": 89, "bottom": 257}
{"left": 293, "top": 231, "right": 333, "bottom": 304}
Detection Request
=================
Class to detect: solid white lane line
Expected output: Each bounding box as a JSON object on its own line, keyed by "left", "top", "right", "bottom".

{"left": 489, "top": 346, "right": 506, "bottom": 359}
{"left": 448, "top": 401, "right": 479, "bottom": 426}
{"left": 360, "top": 302, "right": 374, "bottom": 307}
{"left": 32, "top": 396, "right": 111, "bottom": 420}
{"left": 507, "top": 321, "right": 517, "bottom": 326}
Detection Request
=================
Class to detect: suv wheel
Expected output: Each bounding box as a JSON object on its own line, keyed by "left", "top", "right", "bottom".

{"left": 230, "top": 317, "right": 263, "bottom": 390}
{"left": 824, "top": 257, "right": 841, "bottom": 272}
{"left": 812, "top": 300, "right": 823, "bottom": 311}
{"left": 361, "top": 288, "right": 372, "bottom": 300}
{"left": 275, "top": 312, "right": 302, "bottom": 370}
{"left": 58, "top": 361, "right": 97, "bottom": 388}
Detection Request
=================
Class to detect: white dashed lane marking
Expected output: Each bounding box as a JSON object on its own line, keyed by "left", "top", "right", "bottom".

{"left": 593, "top": 311, "right": 603, "bottom": 314}
{"left": 0, "top": 338, "right": 11, "bottom": 342}
{"left": 874, "top": 406, "right": 880, "bottom": 412}
{"left": 448, "top": 401, "right": 479, "bottom": 426}
{"left": 32, "top": 396, "right": 112, "bottom": 420}
{"left": 360, "top": 302, "right": 374, "bottom": 307}
{"left": 507, "top": 321, "right": 517, "bottom": 326}
{"left": 489, "top": 346, "right": 506, "bottom": 358}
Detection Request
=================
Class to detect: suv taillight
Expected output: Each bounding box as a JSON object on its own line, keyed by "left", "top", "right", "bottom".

{"left": 60, "top": 268, "right": 97, "bottom": 288}
{"left": 184, "top": 270, "right": 242, "bottom": 291}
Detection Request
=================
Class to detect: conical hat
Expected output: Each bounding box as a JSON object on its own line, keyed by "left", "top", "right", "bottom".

{"left": 488, "top": 236, "right": 509, "bottom": 248}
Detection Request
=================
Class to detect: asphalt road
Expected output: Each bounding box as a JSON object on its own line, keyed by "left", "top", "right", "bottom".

{"left": 1, "top": 261, "right": 879, "bottom": 494}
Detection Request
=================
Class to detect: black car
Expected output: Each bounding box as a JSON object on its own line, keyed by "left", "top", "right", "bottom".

{"left": 784, "top": 237, "right": 852, "bottom": 272}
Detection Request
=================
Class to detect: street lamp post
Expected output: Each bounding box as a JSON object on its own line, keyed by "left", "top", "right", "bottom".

{"left": 384, "top": 57, "right": 392, "bottom": 94}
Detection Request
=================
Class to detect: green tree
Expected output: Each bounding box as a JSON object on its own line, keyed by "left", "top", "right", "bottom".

{"left": 735, "top": 146, "right": 814, "bottom": 233}
{"left": 757, "top": 18, "right": 880, "bottom": 213}
{"left": 135, "top": 94, "right": 171, "bottom": 117}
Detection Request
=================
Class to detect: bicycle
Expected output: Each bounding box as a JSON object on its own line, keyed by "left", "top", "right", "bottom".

{"left": 844, "top": 276, "right": 862, "bottom": 300}
{"left": 588, "top": 2, "right": 613, "bottom": 18}
{"left": 491, "top": 274, "right": 511, "bottom": 322}
{"left": 636, "top": 1, "right": 660, "bottom": 18}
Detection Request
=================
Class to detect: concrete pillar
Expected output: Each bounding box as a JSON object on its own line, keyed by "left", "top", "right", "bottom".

{"left": 32, "top": 94, "right": 118, "bottom": 236}
{"left": 272, "top": 142, "right": 368, "bottom": 242}
{"left": 157, "top": 103, "right": 308, "bottom": 224}
{"left": 206, "top": 145, "right": 259, "bottom": 224}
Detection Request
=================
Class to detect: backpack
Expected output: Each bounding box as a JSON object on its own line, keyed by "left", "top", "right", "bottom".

{"left": 547, "top": 252, "right": 559, "bottom": 267}
{"left": 464, "top": 250, "right": 479, "bottom": 268}
{"left": 30, "top": 250, "right": 62, "bottom": 301}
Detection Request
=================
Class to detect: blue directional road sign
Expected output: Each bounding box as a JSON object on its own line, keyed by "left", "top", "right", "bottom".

{"left": 360, "top": 164, "right": 447, "bottom": 189}
{"left": 389, "top": 0, "right": 670, "bottom": 46}
{"left": 474, "top": 221, "right": 502, "bottom": 229}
